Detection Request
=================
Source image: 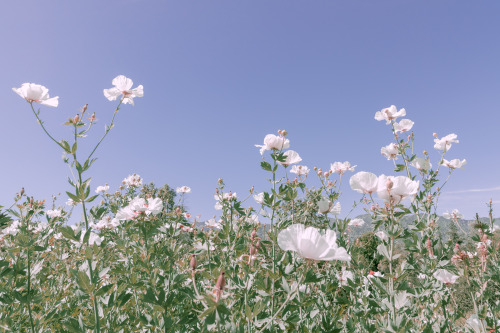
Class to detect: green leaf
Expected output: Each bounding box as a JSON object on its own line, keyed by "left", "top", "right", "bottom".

{"left": 260, "top": 161, "right": 272, "bottom": 172}
{"left": 60, "top": 226, "right": 77, "bottom": 240}
{"left": 96, "top": 284, "right": 113, "bottom": 296}
{"left": 76, "top": 271, "right": 93, "bottom": 294}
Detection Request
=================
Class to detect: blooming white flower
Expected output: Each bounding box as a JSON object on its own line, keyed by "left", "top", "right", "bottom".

{"left": 411, "top": 158, "right": 432, "bottom": 171}
{"left": 90, "top": 216, "right": 120, "bottom": 230}
{"left": 393, "top": 119, "right": 414, "bottom": 133}
{"left": 330, "top": 161, "right": 356, "bottom": 174}
{"left": 350, "top": 172, "right": 378, "bottom": 194}
{"left": 434, "top": 133, "right": 459, "bottom": 151}
{"left": 116, "top": 206, "right": 136, "bottom": 220}
{"left": 146, "top": 198, "right": 163, "bottom": 215}
{"left": 466, "top": 315, "right": 483, "bottom": 333}
{"left": 95, "top": 185, "right": 109, "bottom": 194}
{"left": 337, "top": 268, "right": 354, "bottom": 286}
{"left": 443, "top": 209, "right": 463, "bottom": 220}
{"left": 279, "top": 150, "right": 302, "bottom": 166}
{"left": 381, "top": 143, "right": 399, "bottom": 160}
{"left": 1, "top": 220, "right": 21, "bottom": 238}
{"left": 205, "top": 218, "right": 222, "bottom": 229}
{"left": 290, "top": 165, "right": 310, "bottom": 176}
{"left": 245, "top": 215, "right": 260, "bottom": 225}
{"left": 433, "top": 269, "right": 459, "bottom": 285}
{"left": 367, "top": 271, "right": 384, "bottom": 278}
{"left": 103, "top": 75, "right": 143, "bottom": 105}
{"left": 255, "top": 134, "right": 290, "bottom": 155}
{"left": 376, "top": 175, "right": 419, "bottom": 204}
{"left": 317, "top": 198, "right": 341, "bottom": 215}
{"left": 348, "top": 218, "right": 365, "bottom": 227}
{"left": 12, "top": 83, "right": 59, "bottom": 107}
{"left": 176, "top": 186, "right": 191, "bottom": 194}
{"left": 66, "top": 198, "right": 77, "bottom": 206}
{"left": 253, "top": 192, "right": 265, "bottom": 205}
{"left": 123, "top": 174, "right": 142, "bottom": 187}
{"left": 32, "top": 222, "right": 50, "bottom": 234}
{"left": 46, "top": 209, "right": 62, "bottom": 218}
{"left": 374, "top": 105, "right": 406, "bottom": 124}
{"left": 417, "top": 273, "right": 426, "bottom": 280}
{"left": 442, "top": 159, "right": 466, "bottom": 169}
{"left": 278, "top": 224, "right": 350, "bottom": 261}
{"left": 375, "top": 231, "right": 388, "bottom": 242}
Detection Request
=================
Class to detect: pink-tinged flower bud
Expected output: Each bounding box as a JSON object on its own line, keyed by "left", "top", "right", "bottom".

{"left": 190, "top": 254, "right": 197, "bottom": 271}
{"left": 20, "top": 187, "right": 24, "bottom": 196}
{"left": 386, "top": 179, "right": 393, "bottom": 190}
{"left": 250, "top": 245, "right": 257, "bottom": 256}
{"left": 175, "top": 207, "right": 182, "bottom": 216}
{"left": 313, "top": 166, "right": 318, "bottom": 171}
{"left": 454, "top": 243, "right": 460, "bottom": 253}
{"left": 282, "top": 130, "right": 288, "bottom": 137}
{"left": 81, "top": 104, "right": 88, "bottom": 114}
{"left": 371, "top": 205, "right": 376, "bottom": 211}
{"left": 251, "top": 228, "right": 257, "bottom": 241}
{"left": 215, "top": 271, "right": 225, "bottom": 290}
{"left": 423, "top": 150, "right": 428, "bottom": 155}
{"left": 278, "top": 129, "right": 282, "bottom": 135}
{"left": 250, "top": 186, "right": 254, "bottom": 194}
{"left": 318, "top": 168, "right": 322, "bottom": 174}
{"left": 30, "top": 197, "right": 34, "bottom": 205}
{"left": 489, "top": 199, "right": 493, "bottom": 205}
{"left": 218, "top": 178, "right": 223, "bottom": 185}
{"left": 73, "top": 114, "right": 79, "bottom": 124}
{"left": 433, "top": 132, "right": 438, "bottom": 138}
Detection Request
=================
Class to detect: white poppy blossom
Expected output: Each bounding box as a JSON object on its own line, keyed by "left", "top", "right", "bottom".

{"left": 434, "top": 133, "right": 459, "bottom": 151}
{"left": 95, "top": 185, "right": 109, "bottom": 194}
{"left": 317, "top": 198, "right": 341, "bottom": 215}
{"left": 348, "top": 218, "right": 365, "bottom": 227}
{"left": 255, "top": 134, "right": 290, "bottom": 155}
{"left": 374, "top": 105, "right": 406, "bottom": 124}
{"left": 278, "top": 224, "right": 350, "bottom": 261}
{"left": 253, "top": 192, "right": 265, "bottom": 204}
{"left": 12, "top": 83, "right": 59, "bottom": 107}
{"left": 393, "top": 119, "right": 414, "bottom": 133}
{"left": 290, "top": 165, "right": 310, "bottom": 176}
{"left": 381, "top": 143, "right": 399, "bottom": 160}
{"left": 350, "top": 172, "right": 378, "bottom": 194}
{"left": 47, "top": 209, "right": 62, "bottom": 218}
{"left": 433, "top": 269, "right": 459, "bottom": 285}
{"left": 103, "top": 75, "right": 143, "bottom": 105}
{"left": 123, "top": 174, "right": 143, "bottom": 187}
{"left": 330, "top": 161, "right": 356, "bottom": 174}
{"left": 176, "top": 186, "right": 191, "bottom": 194}
{"left": 205, "top": 218, "right": 222, "bottom": 229}
{"left": 443, "top": 209, "right": 463, "bottom": 220}
{"left": 376, "top": 175, "right": 419, "bottom": 204}
{"left": 279, "top": 150, "right": 302, "bottom": 166}
{"left": 375, "top": 231, "right": 388, "bottom": 242}
{"left": 411, "top": 158, "right": 432, "bottom": 171}
{"left": 442, "top": 159, "right": 466, "bottom": 169}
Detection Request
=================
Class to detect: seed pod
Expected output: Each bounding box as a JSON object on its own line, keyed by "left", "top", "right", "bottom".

{"left": 190, "top": 254, "right": 197, "bottom": 271}
{"left": 215, "top": 271, "right": 225, "bottom": 291}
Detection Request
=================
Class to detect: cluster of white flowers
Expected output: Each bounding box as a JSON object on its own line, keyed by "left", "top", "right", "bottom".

{"left": 443, "top": 209, "right": 464, "bottom": 220}
{"left": 122, "top": 174, "right": 143, "bottom": 188}
{"left": 290, "top": 165, "right": 310, "bottom": 176}
{"left": 214, "top": 192, "right": 237, "bottom": 210}
{"left": 205, "top": 218, "right": 223, "bottom": 229}
{"left": 46, "top": 209, "right": 62, "bottom": 218}
{"left": 434, "top": 133, "right": 459, "bottom": 151}
{"left": 350, "top": 172, "right": 419, "bottom": 205}
{"left": 0, "top": 220, "right": 21, "bottom": 240}
{"left": 95, "top": 185, "right": 110, "bottom": 194}
{"left": 116, "top": 197, "right": 163, "bottom": 220}
{"left": 90, "top": 216, "right": 120, "bottom": 230}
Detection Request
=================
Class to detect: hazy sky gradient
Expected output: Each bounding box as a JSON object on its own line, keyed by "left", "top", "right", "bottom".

{"left": 2, "top": 1, "right": 499, "bottom": 220}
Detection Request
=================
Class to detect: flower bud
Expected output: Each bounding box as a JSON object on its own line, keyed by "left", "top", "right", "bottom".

{"left": 73, "top": 114, "right": 79, "bottom": 124}
{"left": 20, "top": 187, "right": 24, "bottom": 196}
{"left": 190, "top": 254, "right": 197, "bottom": 271}
{"left": 433, "top": 132, "right": 438, "bottom": 137}
{"left": 282, "top": 130, "right": 288, "bottom": 137}
{"left": 386, "top": 179, "right": 393, "bottom": 190}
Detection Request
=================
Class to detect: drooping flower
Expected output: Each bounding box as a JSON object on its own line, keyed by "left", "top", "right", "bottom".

{"left": 374, "top": 105, "right": 406, "bottom": 124}
{"left": 12, "top": 83, "right": 59, "bottom": 107}
{"left": 317, "top": 197, "right": 341, "bottom": 215}
{"left": 434, "top": 133, "right": 459, "bottom": 151}
{"left": 95, "top": 185, "right": 109, "bottom": 194}
{"left": 443, "top": 209, "right": 463, "bottom": 220}
{"left": 122, "top": 174, "right": 143, "bottom": 188}
{"left": 290, "top": 165, "right": 310, "bottom": 176}
{"left": 176, "top": 186, "right": 191, "bottom": 194}
{"left": 411, "top": 158, "right": 432, "bottom": 171}
{"left": 348, "top": 218, "right": 365, "bottom": 227}
{"left": 381, "top": 143, "right": 399, "bottom": 160}
{"left": 278, "top": 224, "right": 350, "bottom": 261}
{"left": 350, "top": 172, "right": 378, "bottom": 194}
{"left": 330, "top": 161, "right": 356, "bottom": 174}
{"left": 433, "top": 269, "right": 459, "bottom": 285}
{"left": 279, "top": 150, "right": 302, "bottom": 166}
{"left": 393, "top": 119, "right": 414, "bottom": 133}
{"left": 103, "top": 75, "right": 143, "bottom": 105}
{"left": 442, "top": 159, "right": 467, "bottom": 169}
{"left": 255, "top": 134, "right": 290, "bottom": 155}
{"left": 376, "top": 175, "right": 419, "bottom": 204}
{"left": 46, "top": 209, "right": 62, "bottom": 218}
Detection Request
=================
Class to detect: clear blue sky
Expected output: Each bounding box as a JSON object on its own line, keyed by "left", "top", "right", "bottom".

{"left": 2, "top": 1, "right": 499, "bottom": 220}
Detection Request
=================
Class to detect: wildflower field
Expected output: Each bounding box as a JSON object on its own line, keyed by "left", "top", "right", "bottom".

{"left": 1, "top": 77, "right": 499, "bottom": 332}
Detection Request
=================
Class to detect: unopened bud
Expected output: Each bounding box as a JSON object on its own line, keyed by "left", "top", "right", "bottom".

{"left": 190, "top": 254, "right": 197, "bottom": 271}
{"left": 281, "top": 130, "right": 288, "bottom": 137}
{"left": 215, "top": 271, "right": 226, "bottom": 291}
{"left": 73, "top": 114, "right": 79, "bottom": 124}
{"left": 81, "top": 104, "right": 88, "bottom": 114}
{"left": 250, "top": 186, "right": 254, "bottom": 193}
{"left": 324, "top": 171, "right": 329, "bottom": 178}
{"left": 20, "top": 187, "right": 24, "bottom": 196}
{"left": 433, "top": 132, "right": 438, "bottom": 138}
{"left": 250, "top": 245, "right": 257, "bottom": 256}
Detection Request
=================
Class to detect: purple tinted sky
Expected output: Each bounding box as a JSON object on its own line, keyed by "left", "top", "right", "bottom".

{"left": 2, "top": 1, "right": 499, "bottom": 220}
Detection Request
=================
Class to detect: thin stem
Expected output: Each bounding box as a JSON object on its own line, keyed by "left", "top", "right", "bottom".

{"left": 87, "top": 101, "right": 122, "bottom": 161}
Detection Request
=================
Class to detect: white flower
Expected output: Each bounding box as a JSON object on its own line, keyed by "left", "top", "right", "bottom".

{"left": 350, "top": 172, "right": 378, "bottom": 194}
{"left": 442, "top": 159, "right": 466, "bottom": 169}
{"left": 433, "top": 269, "right": 459, "bottom": 285}
{"left": 66, "top": 198, "right": 77, "bottom": 206}
{"left": 12, "top": 83, "right": 59, "bottom": 107}
{"left": 103, "top": 75, "right": 143, "bottom": 105}
{"left": 337, "top": 268, "right": 354, "bottom": 286}
{"left": 374, "top": 105, "right": 406, "bottom": 124}
{"left": 466, "top": 315, "right": 483, "bottom": 333}
{"left": 1, "top": 220, "right": 21, "bottom": 237}
{"left": 381, "top": 143, "right": 399, "bottom": 160}
{"left": 245, "top": 215, "right": 260, "bottom": 225}
{"left": 116, "top": 206, "right": 136, "bottom": 220}
{"left": 348, "top": 218, "right": 365, "bottom": 227}
{"left": 411, "top": 158, "right": 432, "bottom": 171}
{"left": 176, "top": 186, "right": 191, "bottom": 194}
{"left": 123, "top": 174, "right": 142, "bottom": 188}
{"left": 255, "top": 134, "right": 290, "bottom": 155}
{"left": 32, "top": 222, "right": 50, "bottom": 234}
{"left": 376, "top": 175, "right": 419, "bottom": 204}
{"left": 443, "top": 209, "right": 463, "bottom": 220}
{"left": 417, "top": 273, "right": 426, "bottom": 280}
{"left": 279, "top": 150, "right": 302, "bottom": 166}
{"left": 434, "top": 133, "right": 459, "bottom": 151}
{"left": 317, "top": 198, "right": 341, "bottom": 215}
{"left": 205, "top": 218, "right": 222, "bottom": 229}
{"left": 290, "top": 165, "right": 310, "bottom": 176}
{"left": 253, "top": 192, "right": 265, "bottom": 204}
{"left": 375, "top": 231, "right": 388, "bottom": 242}
{"left": 146, "top": 198, "right": 163, "bottom": 215}
{"left": 278, "top": 224, "right": 350, "bottom": 261}
{"left": 46, "top": 209, "right": 62, "bottom": 218}
{"left": 330, "top": 161, "right": 356, "bottom": 174}
{"left": 95, "top": 185, "right": 109, "bottom": 194}
{"left": 367, "top": 271, "right": 384, "bottom": 279}
{"left": 393, "top": 119, "right": 414, "bottom": 133}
